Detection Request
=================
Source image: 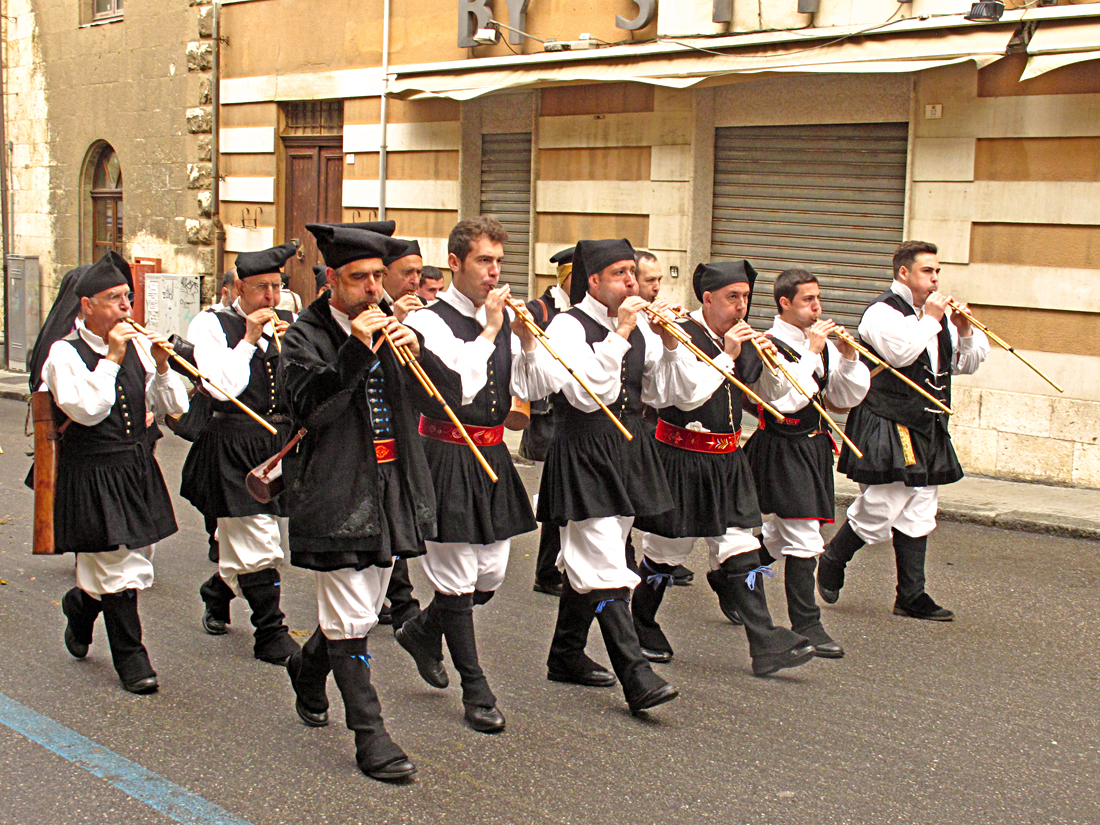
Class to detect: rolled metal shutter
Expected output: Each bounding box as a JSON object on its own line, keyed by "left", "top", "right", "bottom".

{"left": 480, "top": 133, "right": 532, "bottom": 299}
{"left": 712, "top": 123, "right": 908, "bottom": 332}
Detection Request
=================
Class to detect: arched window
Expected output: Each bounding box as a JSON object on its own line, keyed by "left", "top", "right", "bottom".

{"left": 90, "top": 145, "right": 123, "bottom": 260}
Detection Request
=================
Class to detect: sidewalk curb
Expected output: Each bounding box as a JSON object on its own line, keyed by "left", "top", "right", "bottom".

{"left": 0, "top": 388, "right": 29, "bottom": 403}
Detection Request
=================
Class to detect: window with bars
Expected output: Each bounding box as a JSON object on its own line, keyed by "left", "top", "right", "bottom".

{"left": 282, "top": 101, "right": 344, "bottom": 136}
{"left": 93, "top": 0, "right": 123, "bottom": 20}
{"left": 90, "top": 146, "right": 124, "bottom": 261}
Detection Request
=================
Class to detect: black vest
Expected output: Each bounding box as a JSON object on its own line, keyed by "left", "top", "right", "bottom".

{"left": 212, "top": 307, "right": 292, "bottom": 417}
{"left": 760, "top": 334, "right": 831, "bottom": 438}
{"left": 418, "top": 299, "right": 512, "bottom": 427}
{"left": 62, "top": 337, "right": 147, "bottom": 454}
{"left": 858, "top": 290, "right": 953, "bottom": 434}
{"left": 656, "top": 317, "right": 759, "bottom": 434}
{"left": 554, "top": 307, "right": 646, "bottom": 430}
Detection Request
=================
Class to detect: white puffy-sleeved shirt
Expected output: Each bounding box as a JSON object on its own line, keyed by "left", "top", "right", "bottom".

{"left": 42, "top": 319, "right": 189, "bottom": 426}
{"left": 510, "top": 293, "right": 717, "bottom": 413}
{"left": 404, "top": 286, "right": 527, "bottom": 407}
{"left": 753, "top": 316, "right": 871, "bottom": 414}
{"left": 858, "top": 281, "right": 989, "bottom": 376}
{"left": 187, "top": 299, "right": 291, "bottom": 403}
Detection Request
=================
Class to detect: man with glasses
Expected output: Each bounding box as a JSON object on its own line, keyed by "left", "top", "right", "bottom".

{"left": 41, "top": 252, "right": 189, "bottom": 693}
{"left": 181, "top": 243, "right": 300, "bottom": 666}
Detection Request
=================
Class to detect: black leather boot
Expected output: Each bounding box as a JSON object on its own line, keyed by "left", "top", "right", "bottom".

{"left": 533, "top": 525, "right": 563, "bottom": 595}
{"left": 385, "top": 558, "right": 421, "bottom": 631}
{"left": 287, "top": 625, "right": 331, "bottom": 727}
{"left": 632, "top": 558, "right": 675, "bottom": 663}
{"left": 328, "top": 638, "right": 416, "bottom": 782}
{"left": 199, "top": 573, "right": 234, "bottom": 635}
{"left": 238, "top": 569, "right": 300, "bottom": 666}
{"left": 62, "top": 587, "right": 102, "bottom": 659}
{"left": 593, "top": 590, "right": 678, "bottom": 715}
{"left": 100, "top": 589, "right": 158, "bottom": 694}
{"left": 546, "top": 576, "right": 616, "bottom": 687}
{"left": 705, "top": 569, "right": 744, "bottom": 626}
{"left": 394, "top": 594, "right": 449, "bottom": 688}
{"left": 816, "top": 521, "right": 866, "bottom": 604}
{"left": 784, "top": 555, "right": 843, "bottom": 658}
{"left": 435, "top": 592, "right": 504, "bottom": 733}
{"left": 714, "top": 554, "right": 815, "bottom": 677}
{"left": 892, "top": 529, "right": 953, "bottom": 620}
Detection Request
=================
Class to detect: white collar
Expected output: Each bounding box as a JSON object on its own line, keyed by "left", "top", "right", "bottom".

{"left": 771, "top": 315, "right": 810, "bottom": 346}
{"left": 75, "top": 318, "right": 109, "bottom": 355}
{"left": 578, "top": 292, "right": 618, "bottom": 332}
{"left": 383, "top": 289, "right": 395, "bottom": 306}
{"left": 688, "top": 308, "right": 726, "bottom": 345}
{"left": 329, "top": 305, "right": 352, "bottom": 336}
{"left": 232, "top": 297, "right": 247, "bottom": 319}
{"left": 438, "top": 285, "right": 490, "bottom": 327}
{"left": 890, "top": 279, "right": 921, "bottom": 315}
{"left": 549, "top": 285, "right": 571, "bottom": 311}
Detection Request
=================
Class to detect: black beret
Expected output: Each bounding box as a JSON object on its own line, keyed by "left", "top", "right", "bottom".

{"left": 76, "top": 251, "right": 132, "bottom": 298}
{"left": 569, "top": 239, "right": 636, "bottom": 305}
{"left": 549, "top": 246, "right": 575, "bottom": 266}
{"left": 306, "top": 224, "right": 407, "bottom": 271}
{"left": 235, "top": 242, "right": 297, "bottom": 279}
{"left": 338, "top": 220, "right": 396, "bottom": 237}
{"left": 313, "top": 265, "right": 329, "bottom": 290}
{"left": 383, "top": 238, "right": 422, "bottom": 267}
{"left": 692, "top": 260, "right": 757, "bottom": 302}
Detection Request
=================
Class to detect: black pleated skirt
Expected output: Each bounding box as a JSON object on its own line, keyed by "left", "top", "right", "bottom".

{"left": 55, "top": 444, "right": 177, "bottom": 554}
{"left": 838, "top": 404, "right": 963, "bottom": 488}
{"left": 290, "top": 462, "right": 425, "bottom": 572}
{"left": 634, "top": 441, "right": 761, "bottom": 538}
{"left": 180, "top": 416, "right": 288, "bottom": 519}
{"left": 423, "top": 439, "right": 536, "bottom": 544}
{"left": 745, "top": 428, "right": 835, "bottom": 521}
{"left": 537, "top": 415, "right": 673, "bottom": 525}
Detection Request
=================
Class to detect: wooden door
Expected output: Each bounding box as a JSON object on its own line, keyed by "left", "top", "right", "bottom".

{"left": 283, "top": 137, "right": 344, "bottom": 302}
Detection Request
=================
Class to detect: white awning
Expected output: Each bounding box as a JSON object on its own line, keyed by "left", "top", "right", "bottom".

{"left": 390, "top": 28, "right": 1014, "bottom": 100}
{"left": 1022, "top": 19, "right": 1100, "bottom": 81}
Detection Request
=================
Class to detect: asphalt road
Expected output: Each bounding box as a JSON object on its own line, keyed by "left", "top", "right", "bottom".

{"left": 0, "top": 397, "right": 1097, "bottom": 825}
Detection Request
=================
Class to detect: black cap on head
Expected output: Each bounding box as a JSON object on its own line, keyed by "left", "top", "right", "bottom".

{"left": 693, "top": 260, "right": 758, "bottom": 311}
{"left": 235, "top": 242, "right": 297, "bottom": 279}
{"left": 549, "top": 247, "right": 575, "bottom": 266}
{"left": 338, "top": 220, "right": 396, "bottom": 237}
{"left": 76, "top": 251, "right": 132, "bottom": 299}
{"left": 306, "top": 224, "right": 406, "bottom": 271}
{"left": 313, "top": 265, "right": 329, "bottom": 291}
{"left": 383, "top": 238, "right": 422, "bottom": 267}
{"left": 569, "top": 239, "right": 635, "bottom": 306}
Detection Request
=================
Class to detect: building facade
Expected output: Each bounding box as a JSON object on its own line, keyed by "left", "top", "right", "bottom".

{"left": 5, "top": 0, "right": 1100, "bottom": 487}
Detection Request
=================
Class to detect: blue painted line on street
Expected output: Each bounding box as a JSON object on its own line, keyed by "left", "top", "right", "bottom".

{"left": 0, "top": 693, "right": 253, "bottom": 825}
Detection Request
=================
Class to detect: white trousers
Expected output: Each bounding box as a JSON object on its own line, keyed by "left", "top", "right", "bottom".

{"left": 639, "top": 526, "right": 760, "bottom": 571}
{"left": 75, "top": 545, "right": 155, "bottom": 597}
{"left": 558, "top": 517, "right": 640, "bottom": 593}
{"left": 761, "top": 518, "right": 826, "bottom": 559}
{"left": 217, "top": 514, "right": 288, "bottom": 593}
{"left": 316, "top": 565, "right": 394, "bottom": 641}
{"left": 846, "top": 482, "right": 939, "bottom": 544}
{"left": 420, "top": 539, "right": 510, "bottom": 596}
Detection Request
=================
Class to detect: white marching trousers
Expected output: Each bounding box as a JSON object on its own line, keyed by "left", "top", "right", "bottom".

{"left": 75, "top": 545, "right": 155, "bottom": 597}
{"left": 761, "top": 518, "right": 827, "bottom": 559}
{"left": 640, "top": 526, "right": 760, "bottom": 571}
{"left": 558, "top": 517, "right": 640, "bottom": 593}
{"left": 846, "top": 482, "right": 939, "bottom": 545}
{"left": 217, "top": 514, "right": 288, "bottom": 593}
{"left": 316, "top": 565, "right": 394, "bottom": 641}
{"left": 420, "top": 539, "right": 510, "bottom": 596}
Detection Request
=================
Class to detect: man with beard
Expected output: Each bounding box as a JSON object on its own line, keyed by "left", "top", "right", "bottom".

{"left": 183, "top": 243, "right": 300, "bottom": 666}
{"left": 396, "top": 217, "right": 539, "bottom": 734}
{"left": 278, "top": 223, "right": 435, "bottom": 781}
{"left": 42, "top": 253, "right": 189, "bottom": 693}
{"left": 745, "top": 268, "right": 870, "bottom": 659}
{"left": 631, "top": 261, "right": 817, "bottom": 677}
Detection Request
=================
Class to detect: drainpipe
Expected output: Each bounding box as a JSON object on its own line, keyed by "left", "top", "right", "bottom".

{"left": 379, "top": 0, "right": 391, "bottom": 220}
{"left": 211, "top": 0, "right": 224, "bottom": 287}
{"left": 0, "top": 4, "right": 11, "bottom": 365}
